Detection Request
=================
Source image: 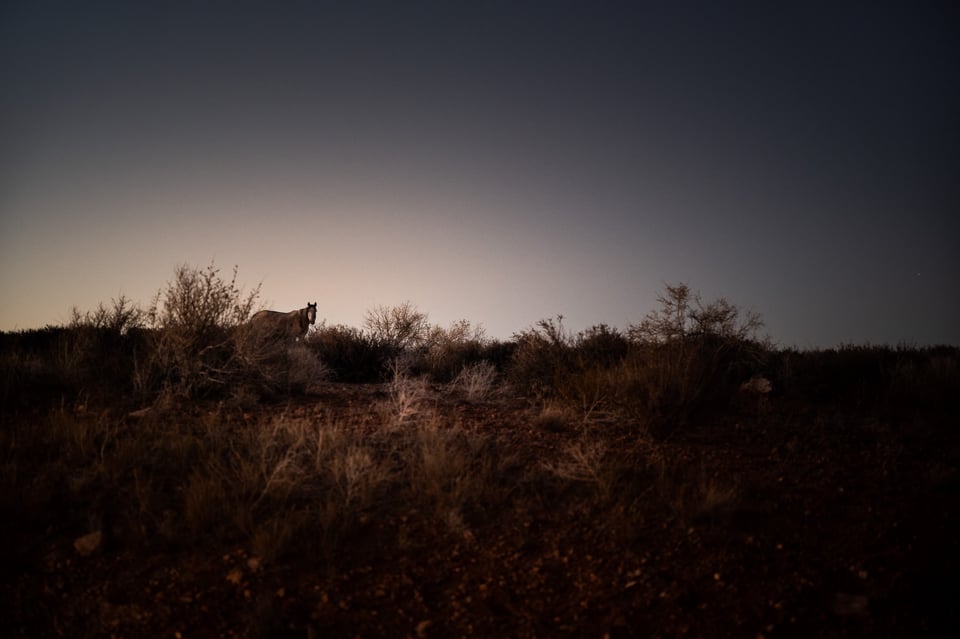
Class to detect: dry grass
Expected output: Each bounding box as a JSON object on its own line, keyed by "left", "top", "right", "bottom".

{"left": 533, "top": 401, "right": 578, "bottom": 433}
{"left": 540, "top": 438, "right": 618, "bottom": 498}
{"left": 380, "top": 358, "right": 434, "bottom": 426}
{"left": 405, "top": 416, "right": 494, "bottom": 532}
{"left": 649, "top": 453, "right": 740, "bottom": 523}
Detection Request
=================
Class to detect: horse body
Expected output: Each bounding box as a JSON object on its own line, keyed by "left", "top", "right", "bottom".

{"left": 249, "top": 302, "right": 317, "bottom": 341}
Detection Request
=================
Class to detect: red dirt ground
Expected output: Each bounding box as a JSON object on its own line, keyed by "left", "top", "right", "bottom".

{"left": 4, "top": 384, "right": 959, "bottom": 638}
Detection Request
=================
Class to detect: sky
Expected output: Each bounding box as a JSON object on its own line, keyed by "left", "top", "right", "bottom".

{"left": 1, "top": 1, "right": 958, "bottom": 347}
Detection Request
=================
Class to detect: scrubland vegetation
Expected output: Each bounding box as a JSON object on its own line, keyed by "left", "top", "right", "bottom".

{"left": 2, "top": 264, "right": 958, "bottom": 637}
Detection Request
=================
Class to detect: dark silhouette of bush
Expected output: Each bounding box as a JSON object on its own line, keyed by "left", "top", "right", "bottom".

{"left": 4, "top": 274, "right": 954, "bottom": 426}
{"left": 417, "top": 320, "right": 491, "bottom": 383}
{"left": 766, "top": 344, "right": 960, "bottom": 418}
{"left": 0, "top": 297, "right": 150, "bottom": 408}
{"left": 616, "top": 284, "right": 768, "bottom": 434}
{"left": 363, "top": 302, "right": 430, "bottom": 352}
{"left": 576, "top": 324, "right": 629, "bottom": 369}
{"left": 507, "top": 316, "right": 577, "bottom": 397}
{"left": 306, "top": 324, "right": 393, "bottom": 383}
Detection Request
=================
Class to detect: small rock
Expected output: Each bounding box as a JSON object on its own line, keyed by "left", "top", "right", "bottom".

{"left": 73, "top": 531, "right": 102, "bottom": 557}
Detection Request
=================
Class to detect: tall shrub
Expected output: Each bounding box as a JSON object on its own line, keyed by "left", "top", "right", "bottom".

{"left": 620, "top": 283, "right": 768, "bottom": 433}
{"left": 143, "top": 263, "right": 261, "bottom": 396}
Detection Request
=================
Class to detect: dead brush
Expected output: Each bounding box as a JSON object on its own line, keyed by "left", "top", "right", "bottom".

{"left": 324, "top": 429, "right": 394, "bottom": 511}
{"left": 533, "top": 401, "right": 577, "bottom": 433}
{"left": 650, "top": 454, "right": 740, "bottom": 522}
{"left": 404, "top": 415, "right": 492, "bottom": 532}
{"left": 184, "top": 414, "right": 314, "bottom": 537}
{"left": 253, "top": 415, "right": 394, "bottom": 559}
{"left": 285, "top": 343, "right": 330, "bottom": 393}
{"left": 380, "top": 358, "right": 432, "bottom": 426}
{"left": 448, "top": 360, "right": 498, "bottom": 401}
{"left": 540, "top": 437, "right": 618, "bottom": 498}
{"left": 250, "top": 509, "right": 312, "bottom": 563}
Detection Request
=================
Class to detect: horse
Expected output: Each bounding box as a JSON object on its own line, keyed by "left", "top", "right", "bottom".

{"left": 248, "top": 302, "right": 317, "bottom": 341}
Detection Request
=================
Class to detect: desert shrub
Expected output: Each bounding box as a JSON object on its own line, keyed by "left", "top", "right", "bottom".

{"left": 575, "top": 323, "right": 629, "bottom": 368}
{"left": 141, "top": 262, "right": 263, "bottom": 397}
{"left": 285, "top": 344, "right": 331, "bottom": 393}
{"left": 419, "top": 319, "right": 490, "bottom": 382}
{"left": 507, "top": 316, "right": 576, "bottom": 397}
{"left": 770, "top": 345, "right": 907, "bottom": 407}
{"left": 0, "top": 327, "right": 73, "bottom": 408}
{"left": 306, "top": 323, "right": 392, "bottom": 382}
{"left": 607, "top": 284, "right": 769, "bottom": 435}
{"left": 449, "top": 360, "right": 498, "bottom": 400}
{"left": 768, "top": 345, "right": 960, "bottom": 416}
{"left": 65, "top": 296, "right": 147, "bottom": 392}
{"left": 888, "top": 347, "right": 960, "bottom": 415}
{"left": 477, "top": 339, "right": 517, "bottom": 372}
{"left": 403, "top": 418, "right": 497, "bottom": 532}
{"left": 363, "top": 301, "right": 430, "bottom": 351}
{"left": 506, "top": 320, "right": 629, "bottom": 422}
{"left": 379, "top": 357, "right": 433, "bottom": 426}
{"left": 0, "top": 298, "right": 149, "bottom": 407}
{"left": 540, "top": 437, "right": 618, "bottom": 498}
{"left": 314, "top": 309, "right": 504, "bottom": 384}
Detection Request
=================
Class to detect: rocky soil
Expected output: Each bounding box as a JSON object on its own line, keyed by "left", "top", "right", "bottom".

{"left": 3, "top": 384, "right": 959, "bottom": 638}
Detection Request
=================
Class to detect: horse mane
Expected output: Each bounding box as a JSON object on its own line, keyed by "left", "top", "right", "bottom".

{"left": 298, "top": 307, "right": 310, "bottom": 334}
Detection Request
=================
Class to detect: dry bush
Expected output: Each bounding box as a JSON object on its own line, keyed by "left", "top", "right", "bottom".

{"left": 508, "top": 320, "right": 628, "bottom": 417}
{"left": 540, "top": 438, "right": 617, "bottom": 497}
{"left": 285, "top": 344, "right": 330, "bottom": 393}
{"left": 889, "top": 349, "right": 960, "bottom": 414}
{"left": 502, "top": 286, "right": 768, "bottom": 437}
{"left": 764, "top": 345, "right": 960, "bottom": 418}
{"left": 363, "top": 301, "right": 430, "bottom": 351}
{"left": 183, "top": 468, "right": 233, "bottom": 535}
{"left": 0, "top": 329, "right": 70, "bottom": 407}
{"left": 329, "top": 445, "right": 385, "bottom": 507}
{"left": 654, "top": 461, "right": 740, "bottom": 524}
{"left": 421, "top": 319, "right": 489, "bottom": 382}
{"left": 70, "top": 295, "right": 144, "bottom": 335}
{"left": 0, "top": 297, "right": 147, "bottom": 404}
{"left": 184, "top": 422, "right": 304, "bottom": 537}
{"left": 306, "top": 323, "right": 391, "bottom": 382}
{"left": 533, "top": 401, "right": 577, "bottom": 433}
{"left": 507, "top": 316, "right": 575, "bottom": 397}
{"left": 613, "top": 283, "right": 769, "bottom": 436}
{"left": 448, "top": 360, "right": 498, "bottom": 401}
{"left": 305, "top": 417, "right": 395, "bottom": 512}
{"left": 380, "top": 358, "right": 433, "bottom": 426}
{"left": 404, "top": 417, "right": 494, "bottom": 532}
{"left": 141, "top": 262, "right": 263, "bottom": 398}
{"left": 181, "top": 413, "right": 396, "bottom": 558}
{"left": 576, "top": 323, "right": 629, "bottom": 368}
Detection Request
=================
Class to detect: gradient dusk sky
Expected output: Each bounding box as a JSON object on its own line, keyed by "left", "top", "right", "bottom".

{"left": 2, "top": 1, "right": 958, "bottom": 347}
